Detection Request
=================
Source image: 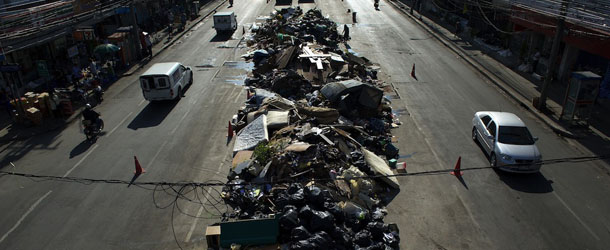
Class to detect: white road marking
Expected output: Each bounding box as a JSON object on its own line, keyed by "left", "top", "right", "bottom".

{"left": 231, "top": 88, "right": 244, "bottom": 102}
{"left": 0, "top": 190, "right": 52, "bottom": 244}
{"left": 226, "top": 87, "right": 238, "bottom": 101}
{"left": 184, "top": 203, "right": 205, "bottom": 242}
{"left": 185, "top": 153, "right": 229, "bottom": 242}
{"left": 553, "top": 192, "right": 600, "bottom": 240}
{"left": 138, "top": 99, "right": 145, "bottom": 106}
{"left": 63, "top": 144, "right": 99, "bottom": 177}
{"left": 170, "top": 110, "right": 190, "bottom": 135}
{"left": 107, "top": 112, "right": 133, "bottom": 137}
{"left": 146, "top": 141, "right": 168, "bottom": 169}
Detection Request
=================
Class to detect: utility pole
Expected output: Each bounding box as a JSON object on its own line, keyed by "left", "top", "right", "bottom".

{"left": 130, "top": 0, "right": 142, "bottom": 59}
{"left": 538, "top": 0, "right": 569, "bottom": 110}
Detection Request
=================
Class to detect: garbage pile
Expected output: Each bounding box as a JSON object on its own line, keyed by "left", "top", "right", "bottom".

{"left": 221, "top": 8, "right": 402, "bottom": 249}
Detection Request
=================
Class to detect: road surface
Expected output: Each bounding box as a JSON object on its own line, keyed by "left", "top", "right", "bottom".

{"left": 1, "top": 0, "right": 609, "bottom": 249}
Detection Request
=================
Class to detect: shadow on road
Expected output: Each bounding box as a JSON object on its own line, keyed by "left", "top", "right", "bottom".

{"left": 70, "top": 140, "right": 94, "bottom": 158}
{"left": 127, "top": 101, "right": 178, "bottom": 130}
{"left": 210, "top": 31, "right": 235, "bottom": 42}
{"left": 495, "top": 170, "right": 554, "bottom": 193}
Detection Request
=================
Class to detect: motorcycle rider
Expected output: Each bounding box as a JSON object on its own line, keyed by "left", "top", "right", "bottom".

{"left": 93, "top": 85, "right": 104, "bottom": 102}
{"left": 82, "top": 104, "right": 102, "bottom": 131}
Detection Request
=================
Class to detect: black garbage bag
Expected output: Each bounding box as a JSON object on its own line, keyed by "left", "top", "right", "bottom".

{"left": 366, "top": 222, "right": 386, "bottom": 241}
{"left": 371, "top": 208, "right": 386, "bottom": 221}
{"left": 310, "top": 210, "right": 334, "bottom": 232}
{"left": 291, "top": 226, "right": 312, "bottom": 241}
{"left": 305, "top": 186, "right": 331, "bottom": 207}
{"left": 299, "top": 205, "right": 315, "bottom": 221}
{"left": 354, "top": 230, "right": 373, "bottom": 247}
{"left": 288, "top": 183, "right": 306, "bottom": 206}
{"left": 324, "top": 202, "right": 344, "bottom": 223}
{"left": 383, "top": 232, "right": 400, "bottom": 248}
{"left": 308, "top": 231, "right": 331, "bottom": 248}
{"left": 275, "top": 192, "right": 290, "bottom": 209}
{"left": 280, "top": 209, "right": 301, "bottom": 230}
{"left": 330, "top": 226, "right": 353, "bottom": 246}
{"left": 291, "top": 240, "right": 316, "bottom": 250}
{"left": 365, "top": 242, "right": 386, "bottom": 250}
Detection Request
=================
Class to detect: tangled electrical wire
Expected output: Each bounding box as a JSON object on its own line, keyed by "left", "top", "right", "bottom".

{"left": 1, "top": 153, "right": 609, "bottom": 249}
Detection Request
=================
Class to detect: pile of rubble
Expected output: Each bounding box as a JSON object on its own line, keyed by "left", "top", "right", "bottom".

{"left": 220, "top": 8, "right": 402, "bottom": 249}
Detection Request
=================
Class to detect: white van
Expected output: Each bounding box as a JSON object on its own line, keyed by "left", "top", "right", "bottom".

{"left": 213, "top": 12, "right": 237, "bottom": 32}
{"left": 139, "top": 62, "right": 192, "bottom": 101}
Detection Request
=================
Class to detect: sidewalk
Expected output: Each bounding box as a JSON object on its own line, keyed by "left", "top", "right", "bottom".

{"left": 0, "top": 0, "right": 228, "bottom": 144}
{"left": 390, "top": 0, "right": 610, "bottom": 142}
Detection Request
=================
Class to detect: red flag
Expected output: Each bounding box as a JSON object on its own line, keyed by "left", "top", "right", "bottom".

{"left": 411, "top": 64, "right": 417, "bottom": 80}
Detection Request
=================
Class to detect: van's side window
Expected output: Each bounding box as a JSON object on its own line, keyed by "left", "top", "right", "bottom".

{"left": 172, "top": 70, "right": 181, "bottom": 83}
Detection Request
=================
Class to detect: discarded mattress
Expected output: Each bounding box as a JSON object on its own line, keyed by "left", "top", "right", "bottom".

{"left": 234, "top": 114, "right": 269, "bottom": 152}
{"left": 266, "top": 110, "right": 290, "bottom": 129}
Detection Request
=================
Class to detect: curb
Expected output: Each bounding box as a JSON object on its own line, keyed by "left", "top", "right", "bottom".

{"left": 122, "top": 0, "right": 228, "bottom": 77}
{"left": 388, "top": 0, "right": 575, "bottom": 139}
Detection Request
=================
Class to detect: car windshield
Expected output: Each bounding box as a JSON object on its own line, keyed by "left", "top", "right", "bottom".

{"left": 498, "top": 126, "right": 535, "bottom": 145}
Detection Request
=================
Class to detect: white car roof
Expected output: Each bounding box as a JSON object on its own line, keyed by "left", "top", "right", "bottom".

{"left": 479, "top": 111, "right": 526, "bottom": 127}
{"left": 214, "top": 12, "right": 234, "bottom": 16}
{"left": 141, "top": 62, "right": 180, "bottom": 76}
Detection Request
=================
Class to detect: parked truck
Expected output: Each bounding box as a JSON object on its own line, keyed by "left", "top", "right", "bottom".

{"left": 213, "top": 12, "right": 237, "bottom": 33}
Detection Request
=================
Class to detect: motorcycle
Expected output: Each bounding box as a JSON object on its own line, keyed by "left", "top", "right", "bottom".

{"left": 83, "top": 118, "right": 104, "bottom": 142}
{"left": 93, "top": 86, "right": 104, "bottom": 103}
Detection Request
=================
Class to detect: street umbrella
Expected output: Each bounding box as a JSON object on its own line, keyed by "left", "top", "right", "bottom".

{"left": 93, "top": 44, "right": 120, "bottom": 55}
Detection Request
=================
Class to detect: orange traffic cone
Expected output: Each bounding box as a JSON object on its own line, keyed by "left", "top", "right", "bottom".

{"left": 227, "top": 121, "right": 234, "bottom": 138}
{"left": 134, "top": 156, "right": 146, "bottom": 175}
{"left": 450, "top": 156, "right": 462, "bottom": 176}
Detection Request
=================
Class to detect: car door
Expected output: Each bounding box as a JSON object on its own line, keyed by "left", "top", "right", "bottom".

{"left": 484, "top": 120, "right": 497, "bottom": 153}
{"left": 180, "top": 65, "right": 190, "bottom": 85}
{"left": 476, "top": 115, "right": 492, "bottom": 145}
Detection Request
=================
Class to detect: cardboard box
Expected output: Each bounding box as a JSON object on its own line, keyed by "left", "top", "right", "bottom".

{"left": 26, "top": 107, "right": 43, "bottom": 125}
{"left": 206, "top": 225, "right": 221, "bottom": 249}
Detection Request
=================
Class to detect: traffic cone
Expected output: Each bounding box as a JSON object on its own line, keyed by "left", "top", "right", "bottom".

{"left": 450, "top": 156, "right": 463, "bottom": 176}
{"left": 227, "top": 121, "right": 234, "bottom": 138}
{"left": 411, "top": 64, "right": 417, "bottom": 81}
{"left": 134, "top": 156, "right": 146, "bottom": 175}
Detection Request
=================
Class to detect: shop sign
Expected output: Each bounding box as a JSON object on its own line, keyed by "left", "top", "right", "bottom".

{"left": 67, "top": 45, "right": 79, "bottom": 58}
{"left": 74, "top": 29, "right": 96, "bottom": 41}
{"left": 36, "top": 60, "right": 50, "bottom": 78}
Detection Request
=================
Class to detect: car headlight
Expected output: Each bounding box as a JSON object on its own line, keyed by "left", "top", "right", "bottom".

{"left": 500, "top": 153, "right": 513, "bottom": 162}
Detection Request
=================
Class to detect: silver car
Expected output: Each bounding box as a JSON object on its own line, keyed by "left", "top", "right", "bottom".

{"left": 472, "top": 111, "right": 542, "bottom": 173}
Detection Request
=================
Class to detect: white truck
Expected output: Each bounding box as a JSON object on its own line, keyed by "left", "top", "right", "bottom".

{"left": 213, "top": 12, "right": 237, "bottom": 33}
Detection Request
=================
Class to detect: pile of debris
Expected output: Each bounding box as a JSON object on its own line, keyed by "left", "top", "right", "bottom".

{"left": 219, "top": 8, "right": 402, "bottom": 250}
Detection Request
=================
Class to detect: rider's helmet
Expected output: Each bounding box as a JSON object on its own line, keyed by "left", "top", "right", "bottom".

{"left": 85, "top": 103, "right": 92, "bottom": 110}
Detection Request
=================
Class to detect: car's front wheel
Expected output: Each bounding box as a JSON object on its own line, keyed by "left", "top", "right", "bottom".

{"left": 490, "top": 153, "right": 497, "bottom": 168}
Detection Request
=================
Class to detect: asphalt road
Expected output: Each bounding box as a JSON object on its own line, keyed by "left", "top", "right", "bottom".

{"left": 1, "top": 0, "right": 610, "bottom": 249}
